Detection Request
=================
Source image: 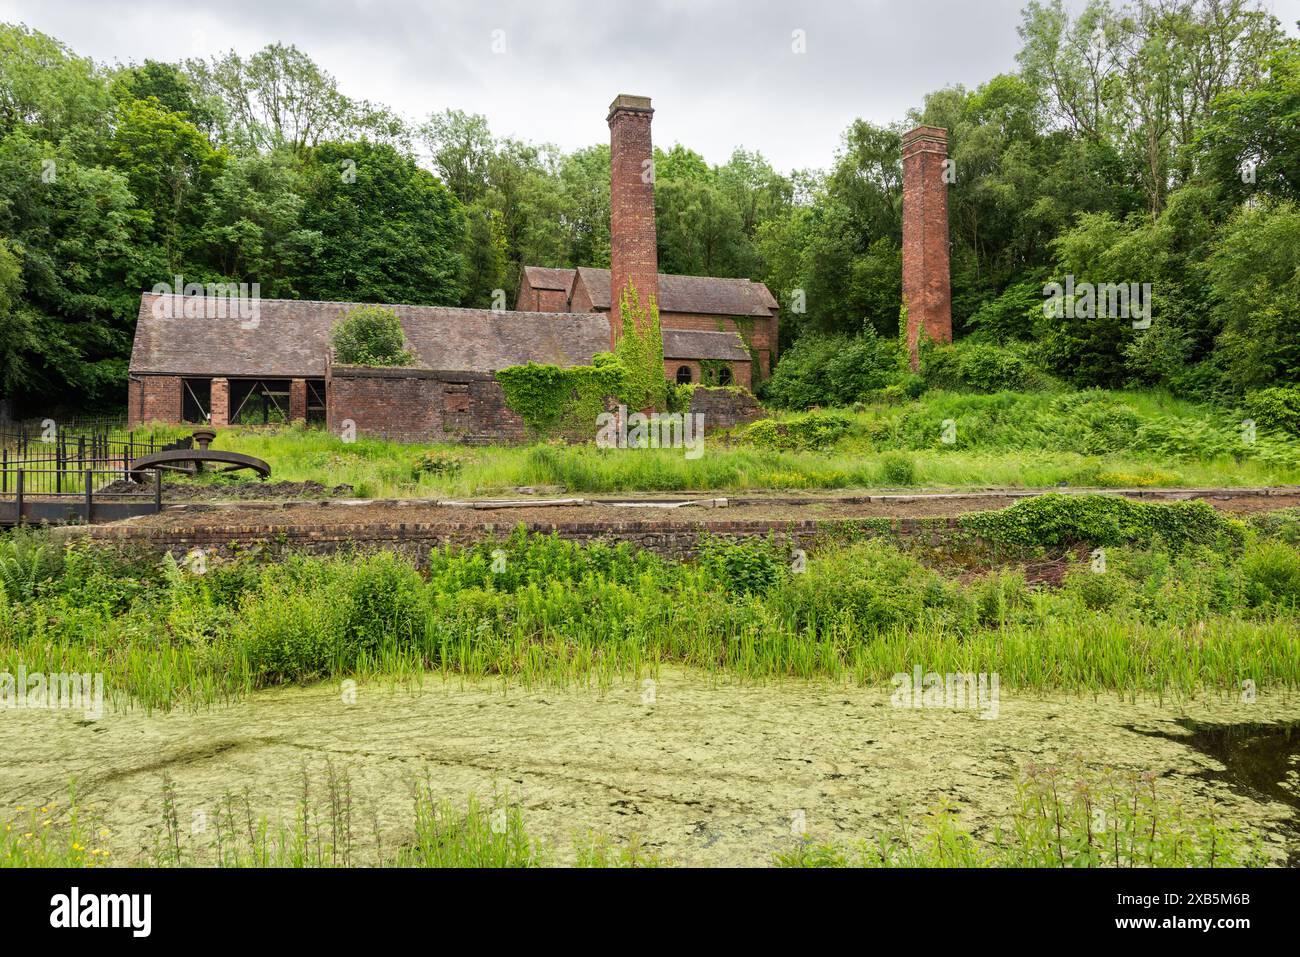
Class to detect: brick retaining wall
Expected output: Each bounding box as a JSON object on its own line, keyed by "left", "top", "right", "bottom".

{"left": 69, "top": 515, "right": 958, "bottom": 565}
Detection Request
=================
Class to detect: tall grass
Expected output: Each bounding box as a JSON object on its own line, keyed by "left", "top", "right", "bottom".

{"left": 775, "top": 760, "right": 1266, "bottom": 868}
{"left": 170, "top": 387, "right": 1300, "bottom": 498}
{"left": 1, "top": 524, "right": 1296, "bottom": 711}
{"left": 6, "top": 762, "right": 1261, "bottom": 868}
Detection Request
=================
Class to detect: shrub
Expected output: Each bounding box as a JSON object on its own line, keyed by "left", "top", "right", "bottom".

{"left": 0, "top": 530, "right": 64, "bottom": 603}
{"left": 737, "top": 412, "right": 852, "bottom": 452}
{"left": 699, "top": 538, "right": 784, "bottom": 596}
{"left": 961, "top": 494, "right": 1245, "bottom": 551}
{"left": 1240, "top": 541, "right": 1300, "bottom": 608}
{"left": 924, "top": 343, "right": 1032, "bottom": 393}
{"left": 1244, "top": 386, "right": 1300, "bottom": 437}
{"left": 236, "top": 581, "right": 349, "bottom": 682}
{"left": 331, "top": 305, "right": 416, "bottom": 366}
{"left": 963, "top": 281, "right": 1043, "bottom": 344}
{"left": 770, "top": 539, "right": 964, "bottom": 633}
{"left": 764, "top": 330, "right": 904, "bottom": 409}
{"left": 413, "top": 450, "right": 465, "bottom": 478}
{"left": 879, "top": 451, "right": 917, "bottom": 486}
{"left": 1251, "top": 508, "right": 1300, "bottom": 546}
{"left": 496, "top": 356, "right": 626, "bottom": 438}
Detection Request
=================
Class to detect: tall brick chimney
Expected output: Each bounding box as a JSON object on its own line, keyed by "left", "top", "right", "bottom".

{"left": 901, "top": 125, "right": 952, "bottom": 370}
{"left": 608, "top": 94, "right": 658, "bottom": 347}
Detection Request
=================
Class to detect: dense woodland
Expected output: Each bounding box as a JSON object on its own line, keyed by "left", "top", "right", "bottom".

{"left": 0, "top": 0, "right": 1297, "bottom": 414}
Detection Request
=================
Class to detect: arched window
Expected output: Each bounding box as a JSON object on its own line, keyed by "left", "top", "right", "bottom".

{"left": 717, "top": 366, "right": 733, "bottom": 386}
{"left": 676, "top": 365, "right": 693, "bottom": 384}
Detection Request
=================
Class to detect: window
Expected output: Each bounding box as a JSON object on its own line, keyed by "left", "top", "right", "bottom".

{"left": 676, "top": 365, "right": 693, "bottom": 385}
{"left": 181, "top": 378, "right": 211, "bottom": 424}
{"left": 717, "top": 366, "right": 733, "bottom": 386}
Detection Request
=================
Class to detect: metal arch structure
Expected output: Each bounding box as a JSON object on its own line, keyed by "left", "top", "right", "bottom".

{"left": 129, "top": 449, "right": 271, "bottom": 482}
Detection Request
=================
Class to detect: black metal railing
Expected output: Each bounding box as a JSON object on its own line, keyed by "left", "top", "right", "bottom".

{"left": 0, "top": 463, "right": 163, "bottom": 525}
{"left": 0, "top": 426, "right": 167, "bottom": 463}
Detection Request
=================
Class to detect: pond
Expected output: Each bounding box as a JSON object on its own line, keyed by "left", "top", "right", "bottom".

{"left": 2, "top": 670, "right": 1297, "bottom": 866}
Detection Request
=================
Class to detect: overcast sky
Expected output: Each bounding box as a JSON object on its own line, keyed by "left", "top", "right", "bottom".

{"left": 4, "top": 0, "right": 1299, "bottom": 173}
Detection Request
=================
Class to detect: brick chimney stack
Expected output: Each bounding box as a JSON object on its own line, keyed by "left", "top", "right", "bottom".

{"left": 901, "top": 125, "right": 952, "bottom": 370}
{"left": 608, "top": 94, "right": 658, "bottom": 348}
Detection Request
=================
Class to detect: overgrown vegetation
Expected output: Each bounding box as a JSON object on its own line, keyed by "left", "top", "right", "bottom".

{"left": 9, "top": 3, "right": 1296, "bottom": 414}
{"left": 330, "top": 305, "right": 416, "bottom": 367}
{"left": 181, "top": 386, "right": 1300, "bottom": 498}
{"left": 2, "top": 512, "right": 1296, "bottom": 710}
{"left": 496, "top": 356, "right": 625, "bottom": 438}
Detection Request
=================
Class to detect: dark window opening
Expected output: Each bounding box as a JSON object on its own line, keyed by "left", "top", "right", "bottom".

{"left": 676, "top": 365, "right": 693, "bottom": 385}
{"left": 229, "top": 379, "right": 291, "bottom": 425}
{"left": 182, "top": 378, "right": 211, "bottom": 424}
{"left": 717, "top": 366, "right": 733, "bottom": 386}
{"left": 306, "top": 379, "right": 327, "bottom": 424}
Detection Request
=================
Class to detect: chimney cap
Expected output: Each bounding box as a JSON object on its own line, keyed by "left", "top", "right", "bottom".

{"left": 608, "top": 94, "right": 653, "bottom": 121}
{"left": 902, "top": 125, "right": 948, "bottom": 143}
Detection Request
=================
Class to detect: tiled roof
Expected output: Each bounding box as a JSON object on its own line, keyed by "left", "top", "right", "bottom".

{"left": 663, "top": 329, "right": 751, "bottom": 361}
{"left": 522, "top": 265, "right": 577, "bottom": 294}
{"left": 566, "top": 267, "right": 778, "bottom": 317}
{"left": 129, "top": 294, "right": 611, "bottom": 377}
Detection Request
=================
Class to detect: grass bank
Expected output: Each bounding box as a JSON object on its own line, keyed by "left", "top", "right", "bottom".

{"left": 150, "top": 388, "right": 1300, "bottom": 498}
{"left": 2, "top": 498, "right": 1296, "bottom": 710}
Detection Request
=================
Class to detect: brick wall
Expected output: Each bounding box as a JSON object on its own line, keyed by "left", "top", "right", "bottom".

{"left": 537, "top": 289, "right": 567, "bottom": 312}
{"left": 327, "top": 365, "right": 528, "bottom": 444}
{"left": 665, "top": 359, "right": 752, "bottom": 390}
{"left": 608, "top": 95, "right": 658, "bottom": 347}
{"left": 902, "top": 126, "right": 953, "bottom": 370}
{"left": 210, "top": 378, "right": 229, "bottom": 427}
{"left": 76, "top": 514, "right": 961, "bottom": 565}
{"left": 688, "top": 385, "right": 764, "bottom": 431}
{"left": 127, "top": 375, "right": 182, "bottom": 427}
{"left": 515, "top": 277, "right": 537, "bottom": 311}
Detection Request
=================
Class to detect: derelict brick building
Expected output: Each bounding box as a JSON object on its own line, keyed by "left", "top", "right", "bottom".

{"left": 127, "top": 94, "right": 778, "bottom": 438}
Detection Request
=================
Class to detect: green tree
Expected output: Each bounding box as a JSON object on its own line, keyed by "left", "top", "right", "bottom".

{"left": 110, "top": 97, "right": 226, "bottom": 270}
{"left": 1206, "top": 201, "right": 1300, "bottom": 392}
{"left": 294, "top": 140, "right": 467, "bottom": 305}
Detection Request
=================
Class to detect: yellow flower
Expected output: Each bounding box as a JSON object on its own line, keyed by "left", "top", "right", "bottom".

{"left": 99, "top": 829, "right": 110, "bottom": 838}
{"left": 72, "top": 842, "right": 83, "bottom": 852}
